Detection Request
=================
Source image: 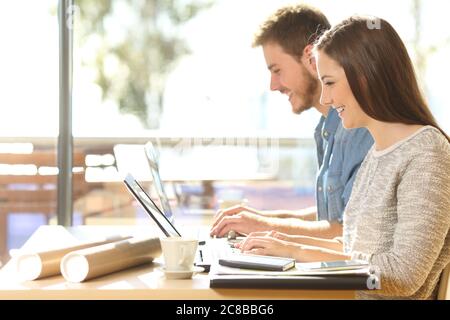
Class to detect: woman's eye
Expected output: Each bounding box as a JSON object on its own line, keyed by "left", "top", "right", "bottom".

{"left": 325, "top": 82, "right": 334, "bottom": 86}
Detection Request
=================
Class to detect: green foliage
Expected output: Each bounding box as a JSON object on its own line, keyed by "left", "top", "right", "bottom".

{"left": 75, "top": 0, "right": 213, "bottom": 128}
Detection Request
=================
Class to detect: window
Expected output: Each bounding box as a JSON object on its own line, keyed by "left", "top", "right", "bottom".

{"left": 1, "top": 0, "right": 449, "bottom": 265}
{"left": 0, "top": 0, "right": 59, "bottom": 264}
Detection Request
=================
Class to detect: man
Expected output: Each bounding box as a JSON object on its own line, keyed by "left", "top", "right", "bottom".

{"left": 210, "top": 4, "right": 373, "bottom": 239}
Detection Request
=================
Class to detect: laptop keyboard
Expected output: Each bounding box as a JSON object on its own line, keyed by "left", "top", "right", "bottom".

{"left": 197, "top": 238, "right": 239, "bottom": 265}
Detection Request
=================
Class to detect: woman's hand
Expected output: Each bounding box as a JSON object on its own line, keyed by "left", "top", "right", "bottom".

{"left": 234, "top": 230, "right": 300, "bottom": 248}
{"left": 237, "top": 231, "right": 303, "bottom": 260}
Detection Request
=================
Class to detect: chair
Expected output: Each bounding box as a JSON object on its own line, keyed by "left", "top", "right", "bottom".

{"left": 0, "top": 149, "right": 88, "bottom": 264}
{"left": 438, "top": 263, "right": 450, "bottom": 300}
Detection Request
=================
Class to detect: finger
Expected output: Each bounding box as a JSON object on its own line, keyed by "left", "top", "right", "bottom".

{"left": 211, "top": 215, "right": 240, "bottom": 237}
{"left": 210, "top": 214, "right": 232, "bottom": 236}
{"left": 244, "top": 248, "right": 268, "bottom": 256}
{"left": 235, "top": 231, "right": 246, "bottom": 237}
{"left": 240, "top": 237, "right": 272, "bottom": 252}
{"left": 266, "top": 230, "right": 277, "bottom": 237}
{"left": 239, "top": 234, "right": 255, "bottom": 251}
{"left": 271, "top": 231, "right": 285, "bottom": 240}
{"left": 211, "top": 211, "right": 226, "bottom": 229}
{"left": 212, "top": 209, "right": 223, "bottom": 221}
{"left": 239, "top": 235, "right": 250, "bottom": 250}
{"left": 215, "top": 213, "right": 260, "bottom": 237}
{"left": 216, "top": 221, "right": 239, "bottom": 238}
{"left": 247, "top": 231, "right": 270, "bottom": 238}
{"left": 221, "top": 204, "right": 246, "bottom": 217}
{"left": 242, "top": 238, "right": 287, "bottom": 257}
{"left": 239, "top": 230, "right": 268, "bottom": 249}
{"left": 234, "top": 240, "right": 243, "bottom": 249}
{"left": 274, "top": 232, "right": 293, "bottom": 242}
{"left": 211, "top": 205, "right": 244, "bottom": 228}
{"left": 211, "top": 209, "right": 232, "bottom": 228}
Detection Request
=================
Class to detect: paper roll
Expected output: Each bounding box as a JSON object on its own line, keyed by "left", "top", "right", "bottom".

{"left": 16, "top": 235, "right": 133, "bottom": 281}
{"left": 60, "top": 237, "right": 161, "bottom": 283}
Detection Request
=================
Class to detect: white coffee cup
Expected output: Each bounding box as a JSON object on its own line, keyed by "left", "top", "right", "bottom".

{"left": 160, "top": 237, "right": 198, "bottom": 272}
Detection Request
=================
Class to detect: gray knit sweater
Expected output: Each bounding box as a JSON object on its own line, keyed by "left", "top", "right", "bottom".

{"left": 343, "top": 126, "right": 450, "bottom": 299}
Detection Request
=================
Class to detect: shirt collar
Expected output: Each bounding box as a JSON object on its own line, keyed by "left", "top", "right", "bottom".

{"left": 320, "top": 107, "right": 340, "bottom": 141}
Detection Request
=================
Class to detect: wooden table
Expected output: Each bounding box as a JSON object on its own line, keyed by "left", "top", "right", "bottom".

{"left": 0, "top": 225, "right": 355, "bottom": 300}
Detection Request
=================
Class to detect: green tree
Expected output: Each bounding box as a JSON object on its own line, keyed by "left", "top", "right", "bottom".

{"left": 75, "top": 0, "right": 213, "bottom": 128}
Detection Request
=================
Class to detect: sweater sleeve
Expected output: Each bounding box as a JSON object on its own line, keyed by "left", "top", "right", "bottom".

{"left": 359, "top": 148, "right": 450, "bottom": 297}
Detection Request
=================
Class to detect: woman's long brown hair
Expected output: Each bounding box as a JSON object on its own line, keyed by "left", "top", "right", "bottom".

{"left": 315, "top": 16, "right": 450, "bottom": 143}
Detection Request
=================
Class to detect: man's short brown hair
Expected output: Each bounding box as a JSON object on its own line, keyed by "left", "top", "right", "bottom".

{"left": 253, "top": 4, "right": 330, "bottom": 60}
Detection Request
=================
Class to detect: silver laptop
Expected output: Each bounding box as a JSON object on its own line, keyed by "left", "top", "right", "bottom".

{"left": 144, "top": 141, "right": 216, "bottom": 219}
{"left": 144, "top": 141, "right": 175, "bottom": 222}
{"left": 123, "top": 173, "right": 235, "bottom": 271}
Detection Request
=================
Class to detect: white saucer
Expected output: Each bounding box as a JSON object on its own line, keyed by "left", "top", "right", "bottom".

{"left": 157, "top": 266, "right": 205, "bottom": 279}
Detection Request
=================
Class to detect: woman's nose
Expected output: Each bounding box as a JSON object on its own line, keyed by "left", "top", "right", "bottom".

{"left": 320, "top": 87, "right": 333, "bottom": 106}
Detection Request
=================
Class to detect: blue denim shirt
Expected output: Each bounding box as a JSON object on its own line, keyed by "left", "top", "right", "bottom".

{"left": 314, "top": 108, "right": 373, "bottom": 223}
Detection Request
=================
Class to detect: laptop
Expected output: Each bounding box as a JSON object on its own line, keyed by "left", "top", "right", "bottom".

{"left": 123, "top": 173, "right": 236, "bottom": 271}
{"left": 144, "top": 141, "right": 245, "bottom": 241}
{"left": 144, "top": 141, "right": 174, "bottom": 222}
{"left": 144, "top": 141, "right": 216, "bottom": 218}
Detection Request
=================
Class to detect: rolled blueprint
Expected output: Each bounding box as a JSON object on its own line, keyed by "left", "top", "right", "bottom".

{"left": 16, "top": 235, "right": 133, "bottom": 281}
{"left": 60, "top": 237, "right": 161, "bottom": 282}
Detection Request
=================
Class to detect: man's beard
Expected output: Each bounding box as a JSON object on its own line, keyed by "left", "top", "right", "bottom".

{"left": 292, "top": 65, "right": 319, "bottom": 115}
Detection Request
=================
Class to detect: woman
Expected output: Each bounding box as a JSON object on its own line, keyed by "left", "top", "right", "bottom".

{"left": 238, "top": 16, "right": 450, "bottom": 299}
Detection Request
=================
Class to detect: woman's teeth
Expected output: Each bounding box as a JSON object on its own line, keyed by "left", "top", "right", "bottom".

{"left": 336, "top": 106, "right": 345, "bottom": 114}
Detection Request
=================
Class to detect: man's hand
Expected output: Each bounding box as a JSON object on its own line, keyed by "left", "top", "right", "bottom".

{"left": 209, "top": 211, "right": 273, "bottom": 238}
{"left": 211, "top": 205, "right": 261, "bottom": 229}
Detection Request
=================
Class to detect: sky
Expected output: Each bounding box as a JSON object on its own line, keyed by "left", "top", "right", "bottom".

{"left": 0, "top": 0, "right": 449, "bottom": 138}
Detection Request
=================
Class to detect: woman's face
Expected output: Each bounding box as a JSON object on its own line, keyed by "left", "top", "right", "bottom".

{"left": 315, "top": 50, "right": 370, "bottom": 129}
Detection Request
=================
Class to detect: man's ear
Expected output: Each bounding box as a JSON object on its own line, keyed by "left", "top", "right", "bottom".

{"left": 302, "top": 44, "right": 317, "bottom": 72}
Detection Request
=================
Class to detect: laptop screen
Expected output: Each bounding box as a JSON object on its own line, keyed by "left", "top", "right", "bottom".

{"left": 124, "top": 173, "right": 181, "bottom": 237}
{"left": 144, "top": 142, "right": 174, "bottom": 221}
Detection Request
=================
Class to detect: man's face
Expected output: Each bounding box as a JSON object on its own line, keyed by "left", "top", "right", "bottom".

{"left": 262, "top": 42, "right": 319, "bottom": 114}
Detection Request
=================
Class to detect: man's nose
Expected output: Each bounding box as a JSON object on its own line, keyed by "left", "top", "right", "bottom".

{"left": 270, "top": 74, "right": 281, "bottom": 92}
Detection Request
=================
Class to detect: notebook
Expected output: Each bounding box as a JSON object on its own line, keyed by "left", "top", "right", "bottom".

{"left": 219, "top": 254, "right": 295, "bottom": 271}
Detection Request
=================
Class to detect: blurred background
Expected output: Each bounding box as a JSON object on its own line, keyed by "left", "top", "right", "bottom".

{"left": 1, "top": 0, "right": 449, "bottom": 265}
